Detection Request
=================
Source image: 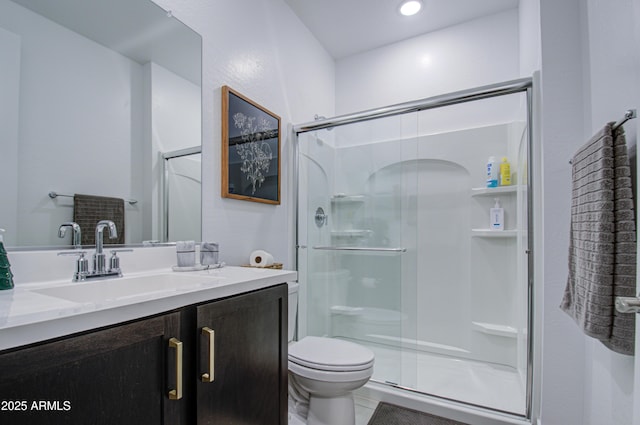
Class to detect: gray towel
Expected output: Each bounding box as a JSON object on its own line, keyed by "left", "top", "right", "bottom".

{"left": 73, "top": 194, "right": 125, "bottom": 246}
{"left": 560, "top": 123, "right": 636, "bottom": 355}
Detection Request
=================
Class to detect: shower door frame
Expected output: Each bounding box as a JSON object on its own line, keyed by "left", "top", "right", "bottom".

{"left": 161, "top": 145, "right": 202, "bottom": 242}
{"left": 293, "top": 77, "right": 535, "bottom": 419}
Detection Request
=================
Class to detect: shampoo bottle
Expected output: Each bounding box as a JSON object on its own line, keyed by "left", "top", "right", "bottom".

{"left": 0, "top": 229, "right": 14, "bottom": 290}
{"left": 490, "top": 199, "right": 504, "bottom": 231}
{"left": 486, "top": 156, "right": 499, "bottom": 188}
{"left": 499, "top": 157, "right": 511, "bottom": 186}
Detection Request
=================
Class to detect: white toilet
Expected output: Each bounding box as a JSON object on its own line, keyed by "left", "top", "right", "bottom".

{"left": 287, "top": 282, "right": 375, "bottom": 425}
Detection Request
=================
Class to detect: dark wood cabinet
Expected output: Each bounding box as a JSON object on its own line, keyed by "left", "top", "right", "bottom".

{"left": 0, "top": 283, "right": 288, "bottom": 425}
{"left": 196, "top": 284, "right": 288, "bottom": 425}
{"left": 0, "top": 312, "right": 182, "bottom": 425}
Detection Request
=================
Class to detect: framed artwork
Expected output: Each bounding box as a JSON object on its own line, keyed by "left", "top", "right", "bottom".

{"left": 221, "top": 86, "right": 281, "bottom": 205}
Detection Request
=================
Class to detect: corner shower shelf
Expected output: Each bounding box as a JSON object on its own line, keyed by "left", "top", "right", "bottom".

{"left": 471, "top": 186, "right": 518, "bottom": 196}
{"left": 331, "top": 194, "right": 366, "bottom": 203}
{"left": 472, "top": 321, "right": 518, "bottom": 338}
{"left": 331, "top": 230, "right": 372, "bottom": 238}
{"left": 471, "top": 229, "right": 517, "bottom": 238}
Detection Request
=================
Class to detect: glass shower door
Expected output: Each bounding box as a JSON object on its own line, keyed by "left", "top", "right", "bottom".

{"left": 410, "top": 93, "right": 530, "bottom": 413}
{"left": 297, "top": 113, "right": 419, "bottom": 389}
{"left": 295, "top": 80, "right": 533, "bottom": 417}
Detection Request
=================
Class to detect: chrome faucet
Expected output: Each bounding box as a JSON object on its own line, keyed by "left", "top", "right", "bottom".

{"left": 58, "top": 220, "right": 131, "bottom": 282}
{"left": 93, "top": 220, "right": 118, "bottom": 275}
{"left": 58, "top": 222, "right": 82, "bottom": 249}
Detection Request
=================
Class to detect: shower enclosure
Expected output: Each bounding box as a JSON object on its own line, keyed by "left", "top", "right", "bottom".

{"left": 294, "top": 79, "right": 533, "bottom": 418}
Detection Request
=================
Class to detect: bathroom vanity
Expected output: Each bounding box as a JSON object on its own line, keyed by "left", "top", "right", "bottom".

{"left": 0, "top": 266, "right": 295, "bottom": 425}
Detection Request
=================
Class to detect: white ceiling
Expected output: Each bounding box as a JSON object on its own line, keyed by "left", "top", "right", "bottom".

{"left": 283, "top": 0, "right": 520, "bottom": 59}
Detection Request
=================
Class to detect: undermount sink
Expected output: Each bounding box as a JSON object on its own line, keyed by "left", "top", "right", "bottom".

{"left": 33, "top": 273, "right": 223, "bottom": 304}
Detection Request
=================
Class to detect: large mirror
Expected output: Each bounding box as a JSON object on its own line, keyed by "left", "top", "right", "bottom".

{"left": 0, "top": 0, "right": 202, "bottom": 249}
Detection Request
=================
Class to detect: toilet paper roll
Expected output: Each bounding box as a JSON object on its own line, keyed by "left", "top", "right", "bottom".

{"left": 250, "top": 250, "right": 274, "bottom": 267}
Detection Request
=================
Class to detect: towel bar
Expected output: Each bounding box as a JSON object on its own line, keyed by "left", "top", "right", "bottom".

{"left": 48, "top": 191, "right": 138, "bottom": 205}
{"left": 613, "top": 109, "right": 637, "bottom": 131}
{"left": 569, "top": 109, "right": 637, "bottom": 164}
{"left": 616, "top": 296, "right": 640, "bottom": 314}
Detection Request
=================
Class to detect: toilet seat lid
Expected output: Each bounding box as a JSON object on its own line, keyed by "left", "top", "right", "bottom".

{"left": 288, "top": 336, "right": 374, "bottom": 372}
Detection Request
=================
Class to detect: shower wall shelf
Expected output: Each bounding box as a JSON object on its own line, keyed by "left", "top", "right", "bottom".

{"left": 331, "top": 195, "right": 366, "bottom": 203}
{"left": 471, "top": 186, "right": 518, "bottom": 196}
{"left": 471, "top": 186, "right": 520, "bottom": 237}
{"left": 471, "top": 321, "right": 518, "bottom": 338}
{"left": 471, "top": 229, "right": 517, "bottom": 237}
{"left": 331, "top": 230, "right": 372, "bottom": 238}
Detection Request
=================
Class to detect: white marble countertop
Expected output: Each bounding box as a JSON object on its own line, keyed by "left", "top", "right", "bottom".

{"left": 0, "top": 266, "right": 297, "bottom": 351}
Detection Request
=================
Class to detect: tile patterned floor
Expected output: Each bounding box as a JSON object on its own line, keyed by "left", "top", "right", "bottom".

{"left": 355, "top": 397, "right": 376, "bottom": 425}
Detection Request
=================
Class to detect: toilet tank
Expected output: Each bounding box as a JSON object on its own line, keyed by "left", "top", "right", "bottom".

{"left": 287, "top": 282, "right": 299, "bottom": 342}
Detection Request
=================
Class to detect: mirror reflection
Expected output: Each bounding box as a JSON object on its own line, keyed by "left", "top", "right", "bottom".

{"left": 0, "top": 0, "right": 202, "bottom": 249}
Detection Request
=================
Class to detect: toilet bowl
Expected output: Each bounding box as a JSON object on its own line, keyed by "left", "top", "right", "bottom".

{"left": 289, "top": 336, "right": 374, "bottom": 425}
{"left": 287, "top": 282, "right": 375, "bottom": 425}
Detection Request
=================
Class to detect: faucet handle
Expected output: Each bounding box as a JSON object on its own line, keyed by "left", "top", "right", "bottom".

{"left": 57, "top": 250, "right": 87, "bottom": 257}
{"left": 57, "top": 250, "right": 89, "bottom": 281}
{"left": 108, "top": 249, "right": 133, "bottom": 275}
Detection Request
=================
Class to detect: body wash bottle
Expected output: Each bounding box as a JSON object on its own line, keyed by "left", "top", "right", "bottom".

{"left": 499, "top": 157, "right": 511, "bottom": 186}
{"left": 490, "top": 199, "right": 504, "bottom": 231}
{"left": 0, "top": 229, "right": 14, "bottom": 290}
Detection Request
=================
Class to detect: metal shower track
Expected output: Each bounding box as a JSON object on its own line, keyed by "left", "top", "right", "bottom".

{"left": 293, "top": 77, "right": 532, "bottom": 134}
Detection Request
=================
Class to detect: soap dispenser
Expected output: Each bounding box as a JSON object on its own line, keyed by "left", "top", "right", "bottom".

{"left": 0, "top": 229, "right": 15, "bottom": 290}
{"left": 490, "top": 199, "right": 504, "bottom": 231}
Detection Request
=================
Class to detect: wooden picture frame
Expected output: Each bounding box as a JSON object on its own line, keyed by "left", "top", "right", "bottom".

{"left": 221, "top": 86, "right": 281, "bottom": 205}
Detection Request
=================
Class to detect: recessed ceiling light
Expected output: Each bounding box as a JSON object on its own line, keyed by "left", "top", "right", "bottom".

{"left": 399, "top": 0, "right": 422, "bottom": 16}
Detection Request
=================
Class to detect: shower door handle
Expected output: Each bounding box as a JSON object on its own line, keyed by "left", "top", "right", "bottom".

{"left": 615, "top": 296, "right": 640, "bottom": 313}
{"left": 312, "top": 246, "right": 407, "bottom": 252}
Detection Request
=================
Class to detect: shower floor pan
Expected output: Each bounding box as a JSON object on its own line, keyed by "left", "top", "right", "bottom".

{"left": 362, "top": 341, "right": 526, "bottom": 415}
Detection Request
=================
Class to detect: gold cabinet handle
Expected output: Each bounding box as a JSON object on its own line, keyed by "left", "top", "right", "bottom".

{"left": 201, "top": 327, "right": 215, "bottom": 383}
{"left": 168, "top": 337, "right": 183, "bottom": 400}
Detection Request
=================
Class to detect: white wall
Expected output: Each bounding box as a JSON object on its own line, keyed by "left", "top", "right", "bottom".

{"left": 519, "top": 0, "right": 541, "bottom": 78}
{"left": 537, "top": 0, "right": 640, "bottom": 424}
{"left": 151, "top": 0, "right": 335, "bottom": 267}
{"left": 580, "top": 0, "right": 637, "bottom": 424}
{"left": 537, "top": 1, "right": 587, "bottom": 422}
{"left": 335, "top": 9, "right": 520, "bottom": 114}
